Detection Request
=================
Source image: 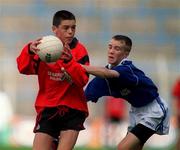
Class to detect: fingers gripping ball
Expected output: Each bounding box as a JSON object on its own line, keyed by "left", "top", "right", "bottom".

{"left": 37, "top": 35, "right": 63, "bottom": 63}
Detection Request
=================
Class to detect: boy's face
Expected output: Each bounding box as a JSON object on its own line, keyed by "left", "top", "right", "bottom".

{"left": 52, "top": 20, "right": 76, "bottom": 45}
{"left": 108, "top": 39, "right": 129, "bottom": 67}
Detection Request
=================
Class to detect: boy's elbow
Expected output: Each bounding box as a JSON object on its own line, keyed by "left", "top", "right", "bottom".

{"left": 17, "top": 67, "right": 26, "bottom": 74}
{"left": 17, "top": 65, "right": 24, "bottom": 73}
{"left": 17, "top": 65, "right": 31, "bottom": 75}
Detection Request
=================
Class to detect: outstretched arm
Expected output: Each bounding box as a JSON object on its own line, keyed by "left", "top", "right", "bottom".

{"left": 82, "top": 65, "right": 119, "bottom": 78}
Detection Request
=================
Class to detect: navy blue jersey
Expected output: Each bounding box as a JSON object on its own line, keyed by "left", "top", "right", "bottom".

{"left": 85, "top": 60, "right": 159, "bottom": 107}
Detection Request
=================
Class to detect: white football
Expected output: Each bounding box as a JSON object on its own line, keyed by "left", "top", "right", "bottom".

{"left": 37, "top": 35, "right": 63, "bottom": 63}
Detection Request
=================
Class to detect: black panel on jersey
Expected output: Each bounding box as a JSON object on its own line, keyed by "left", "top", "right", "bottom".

{"left": 77, "top": 55, "right": 89, "bottom": 65}
{"left": 69, "top": 37, "right": 78, "bottom": 49}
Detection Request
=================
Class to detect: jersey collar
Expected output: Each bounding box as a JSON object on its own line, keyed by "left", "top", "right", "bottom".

{"left": 107, "top": 58, "right": 131, "bottom": 69}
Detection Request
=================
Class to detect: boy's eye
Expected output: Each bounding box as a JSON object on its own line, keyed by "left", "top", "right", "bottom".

{"left": 115, "top": 46, "right": 121, "bottom": 51}
{"left": 63, "top": 26, "right": 76, "bottom": 31}
{"left": 108, "top": 44, "right": 112, "bottom": 49}
{"left": 71, "top": 26, "right": 76, "bottom": 30}
{"left": 115, "top": 46, "right": 124, "bottom": 51}
{"left": 64, "top": 26, "right": 69, "bottom": 30}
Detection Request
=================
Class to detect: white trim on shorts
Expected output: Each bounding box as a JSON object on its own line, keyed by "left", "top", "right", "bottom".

{"left": 128, "top": 97, "right": 170, "bottom": 135}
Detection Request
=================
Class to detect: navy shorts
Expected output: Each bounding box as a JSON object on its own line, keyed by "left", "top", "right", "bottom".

{"left": 33, "top": 106, "right": 87, "bottom": 138}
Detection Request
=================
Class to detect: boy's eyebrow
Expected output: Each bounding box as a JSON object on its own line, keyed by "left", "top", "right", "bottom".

{"left": 62, "top": 25, "right": 76, "bottom": 28}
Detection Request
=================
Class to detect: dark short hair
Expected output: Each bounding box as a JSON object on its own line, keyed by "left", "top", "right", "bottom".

{"left": 53, "top": 10, "right": 76, "bottom": 27}
{"left": 112, "top": 35, "right": 132, "bottom": 52}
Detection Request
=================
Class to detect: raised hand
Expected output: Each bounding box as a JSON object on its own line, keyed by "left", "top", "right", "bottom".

{"left": 29, "top": 38, "right": 42, "bottom": 54}
{"left": 60, "top": 43, "right": 72, "bottom": 63}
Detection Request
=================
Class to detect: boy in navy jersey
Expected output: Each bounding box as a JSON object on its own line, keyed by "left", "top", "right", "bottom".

{"left": 17, "top": 10, "right": 89, "bottom": 150}
{"left": 82, "top": 35, "right": 169, "bottom": 150}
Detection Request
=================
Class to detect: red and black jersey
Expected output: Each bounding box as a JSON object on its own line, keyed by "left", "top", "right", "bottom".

{"left": 17, "top": 38, "right": 90, "bottom": 114}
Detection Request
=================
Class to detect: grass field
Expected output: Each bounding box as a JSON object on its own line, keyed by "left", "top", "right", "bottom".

{"left": 0, "top": 145, "right": 175, "bottom": 150}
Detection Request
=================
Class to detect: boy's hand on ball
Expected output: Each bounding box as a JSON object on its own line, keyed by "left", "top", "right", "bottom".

{"left": 60, "top": 43, "right": 72, "bottom": 63}
{"left": 29, "top": 38, "right": 41, "bottom": 54}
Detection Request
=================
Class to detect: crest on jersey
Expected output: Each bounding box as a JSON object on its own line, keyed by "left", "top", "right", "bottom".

{"left": 120, "top": 88, "right": 131, "bottom": 96}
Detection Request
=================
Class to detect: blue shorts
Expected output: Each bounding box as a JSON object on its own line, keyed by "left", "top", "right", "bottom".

{"left": 33, "top": 106, "right": 87, "bottom": 138}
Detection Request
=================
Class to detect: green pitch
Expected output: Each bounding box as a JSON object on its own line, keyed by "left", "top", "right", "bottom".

{"left": 0, "top": 145, "right": 175, "bottom": 150}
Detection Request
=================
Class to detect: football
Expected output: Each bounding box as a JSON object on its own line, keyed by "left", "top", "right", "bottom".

{"left": 37, "top": 35, "right": 63, "bottom": 63}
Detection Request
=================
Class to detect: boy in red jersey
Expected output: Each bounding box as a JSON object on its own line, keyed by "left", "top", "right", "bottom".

{"left": 172, "top": 78, "right": 180, "bottom": 150}
{"left": 17, "top": 10, "right": 89, "bottom": 150}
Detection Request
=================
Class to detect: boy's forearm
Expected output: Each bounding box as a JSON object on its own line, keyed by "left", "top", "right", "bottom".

{"left": 82, "top": 65, "right": 119, "bottom": 78}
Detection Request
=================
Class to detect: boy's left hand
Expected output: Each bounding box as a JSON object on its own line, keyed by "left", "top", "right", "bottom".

{"left": 60, "top": 43, "right": 72, "bottom": 63}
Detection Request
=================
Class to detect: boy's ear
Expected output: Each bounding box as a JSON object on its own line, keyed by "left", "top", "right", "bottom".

{"left": 125, "top": 51, "right": 130, "bottom": 57}
{"left": 52, "top": 25, "right": 56, "bottom": 34}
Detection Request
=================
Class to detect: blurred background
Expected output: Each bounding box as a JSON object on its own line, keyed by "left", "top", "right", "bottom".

{"left": 0, "top": 0, "right": 179, "bottom": 149}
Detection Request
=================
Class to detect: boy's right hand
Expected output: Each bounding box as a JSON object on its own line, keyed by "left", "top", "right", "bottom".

{"left": 29, "top": 38, "right": 41, "bottom": 54}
